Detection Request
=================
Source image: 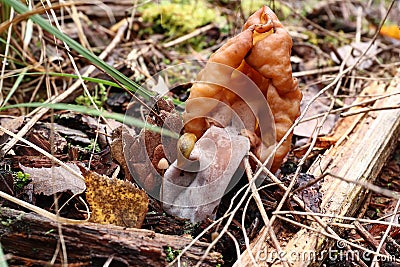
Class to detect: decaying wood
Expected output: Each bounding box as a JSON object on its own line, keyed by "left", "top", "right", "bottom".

{"left": 0, "top": 207, "right": 223, "bottom": 267}
{"left": 235, "top": 68, "right": 400, "bottom": 266}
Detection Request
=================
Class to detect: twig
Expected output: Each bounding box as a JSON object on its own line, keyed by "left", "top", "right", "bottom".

{"left": 325, "top": 172, "right": 400, "bottom": 199}
{"left": 69, "top": 3, "right": 92, "bottom": 51}
{"left": 240, "top": 186, "right": 260, "bottom": 267}
{"left": 371, "top": 199, "right": 400, "bottom": 266}
{"left": 87, "top": 115, "right": 101, "bottom": 169}
{"left": 0, "top": 190, "right": 86, "bottom": 224}
{"left": 125, "top": 0, "right": 138, "bottom": 40}
{"left": 281, "top": 1, "right": 351, "bottom": 41}
{"left": 0, "top": 125, "right": 83, "bottom": 181}
{"left": 193, "top": 186, "right": 254, "bottom": 267}
{"left": 162, "top": 24, "right": 215, "bottom": 48}
{"left": 354, "top": 221, "right": 390, "bottom": 256}
{"left": 247, "top": 152, "right": 366, "bottom": 265}
{"left": 341, "top": 105, "right": 400, "bottom": 117}
{"left": 0, "top": 2, "right": 80, "bottom": 34}
{"left": 292, "top": 174, "right": 325, "bottom": 194}
{"left": 0, "top": 7, "right": 15, "bottom": 106}
{"left": 169, "top": 179, "right": 279, "bottom": 267}
{"left": 168, "top": 184, "right": 251, "bottom": 267}
{"left": 226, "top": 231, "right": 242, "bottom": 264}
{"left": 299, "top": 91, "right": 400, "bottom": 123}
{"left": 292, "top": 66, "right": 341, "bottom": 78}
{"left": 273, "top": 210, "right": 400, "bottom": 228}
{"left": 243, "top": 157, "right": 287, "bottom": 267}
{"left": 275, "top": 214, "right": 390, "bottom": 264}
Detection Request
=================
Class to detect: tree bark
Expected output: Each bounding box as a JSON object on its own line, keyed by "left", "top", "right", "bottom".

{"left": 0, "top": 207, "right": 223, "bottom": 267}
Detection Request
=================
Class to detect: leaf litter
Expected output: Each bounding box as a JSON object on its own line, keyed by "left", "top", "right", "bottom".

{"left": 20, "top": 163, "right": 85, "bottom": 196}
{"left": 0, "top": 0, "right": 399, "bottom": 266}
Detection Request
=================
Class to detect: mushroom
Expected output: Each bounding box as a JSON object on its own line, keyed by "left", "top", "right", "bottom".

{"left": 182, "top": 6, "right": 302, "bottom": 172}
{"left": 163, "top": 6, "right": 302, "bottom": 222}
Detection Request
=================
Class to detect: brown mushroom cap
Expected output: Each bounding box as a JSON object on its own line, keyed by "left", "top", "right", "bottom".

{"left": 182, "top": 6, "right": 302, "bottom": 172}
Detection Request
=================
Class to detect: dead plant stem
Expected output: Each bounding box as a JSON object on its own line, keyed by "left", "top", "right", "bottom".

{"left": 0, "top": 6, "right": 14, "bottom": 106}
{"left": 243, "top": 157, "right": 287, "bottom": 267}
{"left": 372, "top": 199, "right": 400, "bottom": 266}
{"left": 0, "top": 16, "right": 130, "bottom": 157}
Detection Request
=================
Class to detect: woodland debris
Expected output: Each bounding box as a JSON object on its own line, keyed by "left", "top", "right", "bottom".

{"left": 235, "top": 68, "right": 400, "bottom": 266}
{"left": 110, "top": 125, "right": 133, "bottom": 181}
{"left": 83, "top": 168, "right": 148, "bottom": 228}
{"left": 0, "top": 207, "right": 223, "bottom": 267}
{"left": 163, "top": 125, "right": 250, "bottom": 222}
{"left": 20, "top": 163, "right": 85, "bottom": 196}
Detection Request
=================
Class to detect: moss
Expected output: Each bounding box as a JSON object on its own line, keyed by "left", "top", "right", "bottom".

{"left": 140, "top": 0, "right": 217, "bottom": 40}
{"left": 165, "top": 246, "right": 181, "bottom": 262}
{"left": 241, "top": 0, "right": 291, "bottom": 20}
{"left": 13, "top": 171, "right": 30, "bottom": 191}
{"left": 74, "top": 84, "right": 107, "bottom": 107}
{"left": 241, "top": 0, "right": 267, "bottom": 17}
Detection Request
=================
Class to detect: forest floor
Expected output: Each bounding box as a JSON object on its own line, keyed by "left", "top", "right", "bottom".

{"left": 0, "top": 0, "right": 400, "bottom": 266}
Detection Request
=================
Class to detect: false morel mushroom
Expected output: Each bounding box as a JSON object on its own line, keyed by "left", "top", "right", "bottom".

{"left": 182, "top": 6, "right": 302, "bottom": 172}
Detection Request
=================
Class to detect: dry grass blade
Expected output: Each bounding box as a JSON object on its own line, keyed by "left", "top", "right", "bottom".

{"left": 0, "top": 125, "right": 83, "bottom": 180}
{"left": 0, "top": 191, "right": 88, "bottom": 224}
{"left": 278, "top": 67, "right": 400, "bottom": 265}
{"left": 3, "top": 0, "right": 152, "bottom": 97}
{"left": 0, "top": 16, "right": 130, "bottom": 157}
{"left": 243, "top": 157, "right": 287, "bottom": 267}
{"left": 0, "top": 2, "right": 80, "bottom": 34}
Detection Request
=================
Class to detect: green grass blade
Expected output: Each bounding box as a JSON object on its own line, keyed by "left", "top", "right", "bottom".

{"left": 4, "top": 72, "right": 184, "bottom": 106}
{"left": 0, "top": 103, "right": 180, "bottom": 139}
{"left": 36, "top": 72, "right": 121, "bottom": 88}
{"left": 1, "top": 67, "right": 27, "bottom": 107}
{"left": 0, "top": 37, "right": 25, "bottom": 62}
{"left": 1, "top": 0, "right": 153, "bottom": 99}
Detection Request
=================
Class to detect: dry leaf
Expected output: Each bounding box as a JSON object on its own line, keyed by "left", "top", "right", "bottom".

{"left": 0, "top": 117, "right": 24, "bottom": 145}
{"left": 379, "top": 24, "right": 400, "bottom": 41}
{"left": 162, "top": 125, "right": 250, "bottom": 222}
{"left": 20, "top": 163, "right": 85, "bottom": 195}
{"left": 123, "top": 98, "right": 183, "bottom": 196}
{"left": 110, "top": 125, "right": 134, "bottom": 181}
{"left": 294, "top": 85, "right": 337, "bottom": 139}
{"left": 83, "top": 168, "right": 148, "bottom": 228}
{"left": 330, "top": 41, "right": 378, "bottom": 69}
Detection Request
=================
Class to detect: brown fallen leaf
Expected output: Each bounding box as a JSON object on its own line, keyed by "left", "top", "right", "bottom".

{"left": 14, "top": 122, "right": 68, "bottom": 156}
{"left": 294, "top": 85, "right": 337, "bottom": 139}
{"left": 123, "top": 98, "right": 183, "bottom": 197}
{"left": 83, "top": 168, "right": 148, "bottom": 228}
{"left": 110, "top": 125, "right": 135, "bottom": 181}
{"left": 163, "top": 125, "right": 250, "bottom": 222}
{"left": 0, "top": 117, "right": 24, "bottom": 146}
{"left": 19, "top": 163, "right": 85, "bottom": 195}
